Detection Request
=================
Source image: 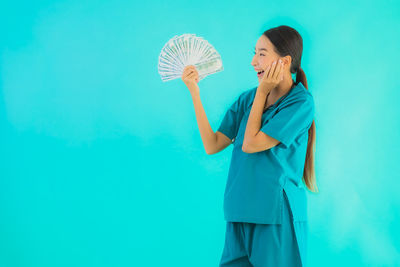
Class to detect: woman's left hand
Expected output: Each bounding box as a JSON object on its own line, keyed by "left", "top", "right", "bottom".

{"left": 258, "top": 59, "right": 284, "bottom": 95}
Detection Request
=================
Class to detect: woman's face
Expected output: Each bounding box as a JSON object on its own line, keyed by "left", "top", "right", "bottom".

{"left": 251, "top": 35, "right": 290, "bottom": 82}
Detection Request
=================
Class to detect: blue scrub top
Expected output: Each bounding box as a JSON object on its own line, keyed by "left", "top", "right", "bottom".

{"left": 217, "top": 82, "right": 315, "bottom": 224}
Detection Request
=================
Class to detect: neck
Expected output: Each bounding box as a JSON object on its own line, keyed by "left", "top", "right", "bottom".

{"left": 270, "top": 78, "right": 294, "bottom": 97}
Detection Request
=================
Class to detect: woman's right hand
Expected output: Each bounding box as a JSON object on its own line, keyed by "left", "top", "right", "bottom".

{"left": 182, "top": 65, "right": 200, "bottom": 95}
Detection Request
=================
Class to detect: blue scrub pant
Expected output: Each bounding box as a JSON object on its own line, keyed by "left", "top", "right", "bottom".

{"left": 219, "top": 191, "right": 308, "bottom": 267}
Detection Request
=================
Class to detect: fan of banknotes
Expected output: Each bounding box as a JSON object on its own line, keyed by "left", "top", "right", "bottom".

{"left": 158, "top": 33, "right": 224, "bottom": 82}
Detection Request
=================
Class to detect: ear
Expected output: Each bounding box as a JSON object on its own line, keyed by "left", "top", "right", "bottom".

{"left": 282, "top": 55, "right": 292, "bottom": 67}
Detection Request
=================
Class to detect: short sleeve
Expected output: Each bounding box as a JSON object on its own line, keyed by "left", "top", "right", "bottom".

{"left": 217, "top": 92, "right": 247, "bottom": 142}
{"left": 260, "top": 96, "right": 315, "bottom": 148}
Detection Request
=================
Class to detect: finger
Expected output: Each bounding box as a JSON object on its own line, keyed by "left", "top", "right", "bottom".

{"left": 271, "top": 61, "right": 279, "bottom": 79}
{"left": 182, "top": 68, "right": 188, "bottom": 77}
{"left": 191, "top": 69, "right": 199, "bottom": 77}
{"left": 270, "top": 60, "right": 279, "bottom": 78}
{"left": 183, "top": 66, "right": 194, "bottom": 75}
{"left": 264, "top": 64, "right": 272, "bottom": 78}
{"left": 275, "top": 60, "right": 283, "bottom": 81}
{"left": 187, "top": 72, "right": 196, "bottom": 80}
{"left": 265, "top": 60, "right": 277, "bottom": 78}
{"left": 280, "top": 61, "right": 286, "bottom": 81}
{"left": 186, "top": 65, "right": 196, "bottom": 72}
{"left": 273, "top": 60, "right": 283, "bottom": 80}
{"left": 182, "top": 71, "right": 189, "bottom": 79}
{"left": 184, "top": 66, "right": 195, "bottom": 73}
{"left": 186, "top": 68, "right": 198, "bottom": 77}
{"left": 184, "top": 72, "right": 193, "bottom": 80}
{"left": 183, "top": 69, "right": 195, "bottom": 78}
{"left": 191, "top": 67, "right": 198, "bottom": 76}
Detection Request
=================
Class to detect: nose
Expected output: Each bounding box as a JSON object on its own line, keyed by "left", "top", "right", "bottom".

{"left": 251, "top": 56, "right": 257, "bottom": 67}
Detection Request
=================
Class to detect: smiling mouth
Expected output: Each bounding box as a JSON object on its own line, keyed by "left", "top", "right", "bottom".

{"left": 257, "top": 70, "right": 265, "bottom": 77}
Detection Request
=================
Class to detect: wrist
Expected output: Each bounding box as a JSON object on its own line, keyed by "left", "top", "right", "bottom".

{"left": 257, "top": 83, "right": 273, "bottom": 96}
{"left": 190, "top": 86, "right": 200, "bottom": 98}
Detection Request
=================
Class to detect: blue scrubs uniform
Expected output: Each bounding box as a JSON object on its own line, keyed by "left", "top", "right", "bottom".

{"left": 217, "top": 82, "right": 315, "bottom": 267}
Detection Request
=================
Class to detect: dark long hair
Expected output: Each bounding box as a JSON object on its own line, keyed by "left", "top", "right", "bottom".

{"left": 263, "top": 25, "right": 318, "bottom": 193}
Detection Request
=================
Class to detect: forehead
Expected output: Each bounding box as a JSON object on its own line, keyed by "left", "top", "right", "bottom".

{"left": 255, "top": 35, "right": 274, "bottom": 50}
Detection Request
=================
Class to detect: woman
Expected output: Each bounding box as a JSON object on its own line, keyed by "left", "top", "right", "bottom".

{"left": 182, "top": 25, "right": 317, "bottom": 267}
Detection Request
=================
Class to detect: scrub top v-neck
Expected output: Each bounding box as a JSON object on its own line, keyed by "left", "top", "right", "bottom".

{"left": 217, "top": 82, "right": 315, "bottom": 224}
{"left": 263, "top": 82, "right": 294, "bottom": 112}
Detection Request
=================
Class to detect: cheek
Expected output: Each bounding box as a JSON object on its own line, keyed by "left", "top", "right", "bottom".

{"left": 260, "top": 59, "right": 270, "bottom": 69}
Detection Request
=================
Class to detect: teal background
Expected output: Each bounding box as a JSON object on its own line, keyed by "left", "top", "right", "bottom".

{"left": 1, "top": 0, "right": 399, "bottom": 266}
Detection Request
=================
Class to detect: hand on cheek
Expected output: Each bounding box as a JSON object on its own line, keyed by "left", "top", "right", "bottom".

{"left": 258, "top": 59, "right": 285, "bottom": 93}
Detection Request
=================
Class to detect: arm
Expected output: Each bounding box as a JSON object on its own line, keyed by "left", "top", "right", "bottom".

{"left": 209, "top": 131, "right": 233, "bottom": 155}
{"left": 191, "top": 91, "right": 231, "bottom": 155}
{"left": 182, "top": 65, "right": 232, "bottom": 155}
{"left": 242, "top": 88, "right": 280, "bottom": 153}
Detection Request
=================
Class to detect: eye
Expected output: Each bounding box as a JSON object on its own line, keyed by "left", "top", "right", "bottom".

{"left": 253, "top": 51, "right": 265, "bottom": 56}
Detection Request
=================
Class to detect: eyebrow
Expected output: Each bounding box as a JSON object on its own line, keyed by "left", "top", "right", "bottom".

{"left": 254, "top": 47, "right": 268, "bottom": 51}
